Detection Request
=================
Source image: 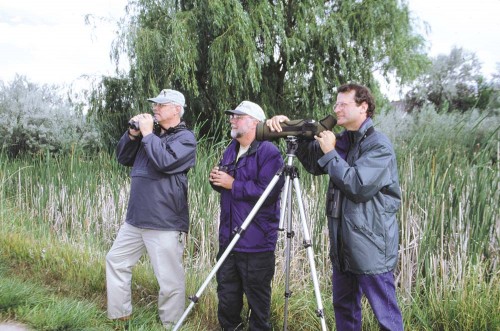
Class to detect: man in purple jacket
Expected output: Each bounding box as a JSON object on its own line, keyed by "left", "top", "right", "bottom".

{"left": 209, "top": 101, "right": 284, "bottom": 331}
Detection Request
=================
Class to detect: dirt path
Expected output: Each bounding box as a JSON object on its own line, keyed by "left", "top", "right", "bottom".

{"left": 0, "top": 323, "right": 31, "bottom": 330}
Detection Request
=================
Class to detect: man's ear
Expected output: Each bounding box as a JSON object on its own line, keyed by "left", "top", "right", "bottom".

{"left": 175, "top": 105, "right": 182, "bottom": 116}
{"left": 361, "top": 101, "right": 368, "bottom": 114}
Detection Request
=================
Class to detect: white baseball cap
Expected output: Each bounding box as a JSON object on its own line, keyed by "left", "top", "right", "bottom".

{"left": 147, "top": 89, "right": 185, "bottom": 106}
{"left": 225, "top": 101, "right": 266, "bottom": 122}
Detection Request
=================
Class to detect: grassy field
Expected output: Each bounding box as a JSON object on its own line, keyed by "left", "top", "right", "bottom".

{"left": 0, "top": 108, "right": 499, "bottom": 330}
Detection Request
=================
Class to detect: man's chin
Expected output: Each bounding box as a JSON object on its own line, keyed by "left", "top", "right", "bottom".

{"left": 230, "top": 131, "right": 242, "bottom": 139}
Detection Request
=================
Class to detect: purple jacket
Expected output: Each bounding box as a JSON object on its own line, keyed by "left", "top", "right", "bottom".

{"left": 212, "top": 140, "right": 284, "bottom": 252}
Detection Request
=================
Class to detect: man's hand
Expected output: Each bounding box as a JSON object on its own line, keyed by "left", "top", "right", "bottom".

{"left": 137, "top": 113, "right": 154, "bottom": 137}
{"left": 315, "top": 130, "right": 336, "bottom": 154}
{"left": 266, "top": 115, "right": 290, "bottom": 132}
{"left": 128, "top": 114, "right": 142, "bottom": 138}
{"left": 128, "top": 113, "right": 154, "bottom": 138}
{"left": 209, "top": 166, "right": 234, "bottom": 189}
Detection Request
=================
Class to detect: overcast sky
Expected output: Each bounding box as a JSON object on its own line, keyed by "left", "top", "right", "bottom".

{"left": 1, "top": 0, "right": 499, "bottom": 95}
{"left": 0, "top": 0, "right": 127, "bottom": 87}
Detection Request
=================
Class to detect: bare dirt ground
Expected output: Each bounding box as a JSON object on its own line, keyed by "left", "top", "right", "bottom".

{"left": 0, "top": 322, "right": 31, "bottom": 331}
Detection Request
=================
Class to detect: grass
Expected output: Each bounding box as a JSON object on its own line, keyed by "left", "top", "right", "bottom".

{"left": 0, "top": 265, "right": 109, "bottom": 331}
{"left": 0, "top": 106, "right": 499, "bottom": 330}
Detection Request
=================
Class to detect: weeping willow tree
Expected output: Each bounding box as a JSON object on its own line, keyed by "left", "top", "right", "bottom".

{"left": 104, "top": 0, "right": 427, "bottom": 135}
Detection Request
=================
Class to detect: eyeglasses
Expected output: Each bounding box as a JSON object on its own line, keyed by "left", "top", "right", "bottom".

{"left": 151, "top": 103, "right": 175, "bottom": 110}
{"left": 334, "top": 101, "right": 357, "bottom": 110}
{"left": 228, "top": 114, "right": 249, "bottom": 121}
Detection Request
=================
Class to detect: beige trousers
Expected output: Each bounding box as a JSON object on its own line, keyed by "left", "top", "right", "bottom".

{"left": 106, "top": 222, "right": 185, "bottom": 325}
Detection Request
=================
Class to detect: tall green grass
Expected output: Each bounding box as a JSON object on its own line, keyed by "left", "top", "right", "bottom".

{"left": 0, "top": 107, "right": 498, "bottom": 330}
{"left": 1, "top": 150, "right": 129, "bottom": 249}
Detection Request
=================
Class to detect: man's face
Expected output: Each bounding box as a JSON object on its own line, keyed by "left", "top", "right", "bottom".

{"left": 333, "top": 90, "right": 367, "bottom": 131}
{"left": 153, "top": 103, "right": 179, "bottom": 123}
{"left": 229, "top": 114, "right": 258, "bottom": 139}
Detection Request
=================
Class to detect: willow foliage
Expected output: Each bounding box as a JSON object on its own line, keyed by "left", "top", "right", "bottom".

{"left": 110, "top": 0, "right": 427, "bottom": 133}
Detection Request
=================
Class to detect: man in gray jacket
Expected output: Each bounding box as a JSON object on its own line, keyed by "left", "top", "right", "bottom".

{"left": 106, "top": 89, "right": 196, "bottom": 328}
{"left": 267, "top": 83, "right": 404, "bottom": 331}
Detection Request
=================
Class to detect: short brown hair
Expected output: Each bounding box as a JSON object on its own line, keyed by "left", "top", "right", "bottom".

{"left": 337, "top": 83, "right": 375, "bottom": 118}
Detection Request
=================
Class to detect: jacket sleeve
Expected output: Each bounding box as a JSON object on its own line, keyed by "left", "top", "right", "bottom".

{"left": 232, "top": 143, "right": 284, "bottom": 203}
{"left": 296, "top": 139, "right": 325, "bottom": 175}
{"left": 317, "top": 138, "right": 395, "bottom": 203}
{"left": 116, "top": 131, "right": 142, "bottom": 166}
{"left": 141, "top": 130, "right": 197, "bottom": 174}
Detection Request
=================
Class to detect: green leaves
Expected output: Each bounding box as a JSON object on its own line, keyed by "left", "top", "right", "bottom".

{"left": 107, "top": 0, "right": 427, "bottom": 132}
{"left": 404, "top": 47, "right": 490, "bottom": 113}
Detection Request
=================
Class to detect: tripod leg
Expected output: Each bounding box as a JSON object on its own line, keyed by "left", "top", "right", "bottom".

{"left": 173, "top": 170, "right": 283, "bottom": 331}
{"left": 282, "top": 176, "right": 294, "bottom": 331}
{"left": 278, "top": 173, "right": 291, "bottom": 231}
{"left": 292, "top": 177, "right": 328, "bottom": 331}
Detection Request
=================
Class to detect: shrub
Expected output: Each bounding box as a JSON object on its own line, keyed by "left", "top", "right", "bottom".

{"left": 0, "top": 75, "right": 102, "bottom": 157}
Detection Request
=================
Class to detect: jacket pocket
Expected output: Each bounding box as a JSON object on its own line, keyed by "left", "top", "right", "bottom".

{"left": 343, "top": 212, "right": 386, "bottom": 270}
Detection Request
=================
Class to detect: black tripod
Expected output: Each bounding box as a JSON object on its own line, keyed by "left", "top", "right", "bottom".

{"left": 173, "top": 137, "right": 327, "bottom": 331}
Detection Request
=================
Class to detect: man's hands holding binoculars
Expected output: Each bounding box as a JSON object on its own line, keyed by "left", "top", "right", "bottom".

{"left": 128, "top": 113, "right": 155, "bottom": 138}
{"left": 209, "top": 166, "right": 234, "bottom": 190}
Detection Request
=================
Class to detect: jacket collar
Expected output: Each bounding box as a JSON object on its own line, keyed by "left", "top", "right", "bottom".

{"left": 337, "top": 118, "right": 373, "bottom": 160}
{"left": 347, "top": 118, "right": 373, "bottom": 144}
{"left": 160, "top": 121, "right": 188, "bottom": 136}
{"left": 231, "top": 139, "right": 260, "bottom": 157}
{"left": 247, "top": 139, "right": 260, "bottom": 156}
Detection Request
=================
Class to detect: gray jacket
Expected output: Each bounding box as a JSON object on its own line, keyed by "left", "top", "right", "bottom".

{"left": 297, "top": 118, "right": 401, "bottom": 274}
{"left": 116, "top": 122, "right": 197, "bottom": 232}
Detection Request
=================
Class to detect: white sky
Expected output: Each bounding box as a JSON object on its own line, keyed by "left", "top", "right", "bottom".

{"left": 410, "top": 0, "right": 500, "bottom": 77}
{"left": 1, "top": 0, "right": 499, "bottom": 94}
{"left": 0, "top": 0, "right": 128, "bottom": 88}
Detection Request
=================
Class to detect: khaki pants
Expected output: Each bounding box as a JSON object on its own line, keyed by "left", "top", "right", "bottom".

{"left": 106, "top": 223, "right": 185, "bottom": 325}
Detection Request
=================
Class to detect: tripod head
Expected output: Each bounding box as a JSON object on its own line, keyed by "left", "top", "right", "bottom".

{"left": 282, "top": 136, "right": 302, "bottom": 174}
{"left": 284, "top": 136, "right": 299, "bottom": 157}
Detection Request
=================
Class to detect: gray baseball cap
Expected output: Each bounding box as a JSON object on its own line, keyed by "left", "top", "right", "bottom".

{"left": 147, "top": 89, "right": 185, "bottom": 106}
{"left": 225, "top": 101, "right": 266, "bottom": 122}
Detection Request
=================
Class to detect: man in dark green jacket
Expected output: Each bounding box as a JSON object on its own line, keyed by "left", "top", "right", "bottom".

{"left": 267, "top": 83, "right": 404, "bottom": 331}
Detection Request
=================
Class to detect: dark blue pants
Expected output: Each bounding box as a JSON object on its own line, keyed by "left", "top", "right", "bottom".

{"left": 216, "top": 251, "right": 275, "bottom": 331}
{"left": 332, "top": 266, "right": 404, "bottom": 331}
